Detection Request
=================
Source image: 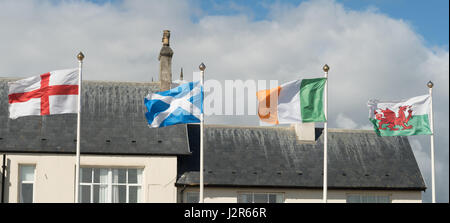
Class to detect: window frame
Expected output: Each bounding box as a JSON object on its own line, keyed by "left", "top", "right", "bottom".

{"left": 346, "top": 193, "right": 392, "bottom": 203}
{"left": 237, "top": 192, "right": 284, "bottom": 203}
{"left": 18, "top": 164, "right": 36, "bottom": 203}
{"left": 79, "top": 167, "right": 143, "bottom": 203}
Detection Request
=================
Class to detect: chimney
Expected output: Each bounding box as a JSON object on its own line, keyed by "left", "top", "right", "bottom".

{"left": 292, "top": 122, "right": 315, "bottom": 143}
{"left": 159, "top": 30, "right": 173, "bottom": 91}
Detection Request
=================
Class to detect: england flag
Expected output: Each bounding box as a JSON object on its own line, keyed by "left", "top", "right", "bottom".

{"left": 144, "top": 81, "right": 203, "bottom": 128}
{"left": 8, "top": 68, "right": 79, "bottom": 119}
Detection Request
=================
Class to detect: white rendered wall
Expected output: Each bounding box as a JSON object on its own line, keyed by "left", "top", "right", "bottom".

{"left": 4, "top": 153, "right": 177, "bottom": 203}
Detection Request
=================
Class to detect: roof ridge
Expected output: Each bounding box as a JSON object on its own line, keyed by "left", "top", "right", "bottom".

{"left": 83, "top": 80, "right": 159, "bottom": 85}
{"left": 0, "top": 77, "right": 159, "bottom": 85}
{"left": 200, "top": 124, "right": 376, "bottom": 134}
{"left": 201, "top": 124, "right": 290, "bottom": 130}
{"left": 328, "top": 128, "right": 376, "bottom": 133}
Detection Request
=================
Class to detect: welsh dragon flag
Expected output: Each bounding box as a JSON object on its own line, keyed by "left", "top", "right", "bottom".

{"left": 368, "top": 94, "right": 432, "bottom": 136}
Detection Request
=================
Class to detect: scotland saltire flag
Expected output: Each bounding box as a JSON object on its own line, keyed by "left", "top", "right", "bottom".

{"left": 145, "top": 81, "right": 203, "bottom": 128}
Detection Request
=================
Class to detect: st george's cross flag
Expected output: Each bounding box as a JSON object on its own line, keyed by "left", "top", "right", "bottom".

{"left": 144, "top": 81, "right": 203, "bottom": 128}
{"left": 368, "top": 94, "right": 432, "bottom": 136}
{"left": 256, "top": 78, "right": 327, "bottom": 124}
{"left": 8, "top": 69, "right": 79, "bottom": 119}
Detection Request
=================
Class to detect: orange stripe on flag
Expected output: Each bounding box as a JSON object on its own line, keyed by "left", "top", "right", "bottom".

{"left": 256, "top": 86, "right": 280, "bottom": 124}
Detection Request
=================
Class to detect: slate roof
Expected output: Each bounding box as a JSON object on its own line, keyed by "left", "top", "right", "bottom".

{"left": 177, "top": 124, "right": 426, "bottom": 190}
{"left": 0, "top": 77, "right": 426, "bottom": 190}
{"left": 0, "top": 78, "right": 191, "bottom": 155}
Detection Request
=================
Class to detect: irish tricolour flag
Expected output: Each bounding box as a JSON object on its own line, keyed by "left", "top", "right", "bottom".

{"left": 256, "top": 78, "right": 326, "bottom": 124}
{"left": 368, "top": 94, "right": 432, "bottom": 136}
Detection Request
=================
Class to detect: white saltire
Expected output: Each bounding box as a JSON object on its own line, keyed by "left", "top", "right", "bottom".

{"left": 147, "top": 82, "right": 202, "bottom": 127}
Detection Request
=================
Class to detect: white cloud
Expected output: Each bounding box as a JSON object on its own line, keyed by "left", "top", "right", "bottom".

{"left": 410, "top": 137, "right": 449, "bottom": 203}
{"left": 335, "top": 113, "right": 358, "bottom": 129}
{"left": 0, "top": 0, "right": 448, "bottom": 202}
{"left": 335, "top": 113, "right": 374, "bottom": 130}
{"left": 410, "top": 138, "right": 431, "bottom": 179}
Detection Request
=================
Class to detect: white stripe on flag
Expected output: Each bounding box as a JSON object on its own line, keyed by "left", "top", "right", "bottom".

{"left": 278, "top": 80, "right": 302, "bottom": 124}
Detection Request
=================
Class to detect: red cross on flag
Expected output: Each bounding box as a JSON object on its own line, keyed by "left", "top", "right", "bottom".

{"left": 8, "top": 68, "right": 79, "bottom": 119}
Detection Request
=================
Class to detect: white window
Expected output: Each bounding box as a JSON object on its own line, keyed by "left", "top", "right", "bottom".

{"left": 238, "top": 192, "right": 284, "bottom": 203}
{"left": 346, "top": 194, "right": 391, "bottom": 203}
{"left": 186, "top": 192, "right": 199, "bottom": 203}
{"left": 19, "top": 165, "right": 35, "bottom": 203}
{"left": 80, "top": 167, "right": 143, "bottom": 203}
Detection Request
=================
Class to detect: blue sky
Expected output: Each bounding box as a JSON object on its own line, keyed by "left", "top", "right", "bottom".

{"left": 333, "top": 0, "right": 449, "bottom": 48}
{"left": 88, "top": 0, "right": 448, "bottom": 48}
{"left": 195, "top": 0, "right": 449, "bottom": 48}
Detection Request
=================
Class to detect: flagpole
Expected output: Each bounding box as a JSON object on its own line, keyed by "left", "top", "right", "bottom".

{"left": 427, "top": 81, "right": 435, "bottom": 203}
{"left": 199, "top": 62, "right": 206, "bottom": 203}
{"left": 75, "top": 52, "right": 84, "bottom": 203}
{"left": 323, "top": 64, "right": 329, "bottom": 203}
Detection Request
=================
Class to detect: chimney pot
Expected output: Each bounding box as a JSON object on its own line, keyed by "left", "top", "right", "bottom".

{"left": 162, "top": 30, "right": 170, "bottom": 46}
{"left": 292, "top": 122, "right": 315, "bottom": 142}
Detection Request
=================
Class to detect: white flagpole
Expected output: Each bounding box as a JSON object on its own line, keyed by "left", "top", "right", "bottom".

{"left": 199, "top": 62, "right": 206, "bottom": 203}
{"left": 427, "top": 81, "right": 435, "bottom": 203}
{"left": 323, "top": 64, "right": 329, "bottom": 203}
{"left": 74, "top": 52, "right": 84, "bottom": 203}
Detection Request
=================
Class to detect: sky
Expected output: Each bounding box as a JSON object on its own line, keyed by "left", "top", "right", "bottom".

{"left": 0, "top": 0, "right": 448, "bottom": 203}
{"left": 195, "top": 0, "right": 449, "bottom": 49}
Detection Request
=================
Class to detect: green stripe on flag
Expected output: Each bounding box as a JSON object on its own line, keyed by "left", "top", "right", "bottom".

{"left": 300, "top": 78, "right": 327, "bottom": 122}
{"left": 369, "top": 114, "right": 432, "bottom": 136}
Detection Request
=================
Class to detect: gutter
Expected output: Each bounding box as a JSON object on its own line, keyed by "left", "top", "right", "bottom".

{"left": 179, "top": 185, "right": 187, "bottom": 203}
{"left": 1, "top": 154, "right": 6, "bottom": 203}
{"left": 175, "top": 182, "right": 426, "bottom": 191}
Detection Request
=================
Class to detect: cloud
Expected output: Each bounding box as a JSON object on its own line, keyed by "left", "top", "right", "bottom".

{"left": 335, "top": 113, "right": 374, "bottom": 130}
{"left": 0, "top": 0, "right": 448, "bottom": 202}
{"left": 410, "top": 137, "right": 449, "bottom": 203}
{"left": 335, "top": 113, "right": 359, "bottom": 129}
{"left": 410, "top": 139, "right": 431, "bottom": 180}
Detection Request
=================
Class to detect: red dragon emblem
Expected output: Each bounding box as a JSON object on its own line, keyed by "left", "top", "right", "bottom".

{"left": 375, "top": 105, "right": 413, "bottom": 131}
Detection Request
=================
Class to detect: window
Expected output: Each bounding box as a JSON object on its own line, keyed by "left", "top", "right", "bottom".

{"left": 19, "top": 165, "right": 35, "bottom": 203}
{"left": 238, "top": 193, "right": 284, "bottom": 203}
{"left": 346, "top": 194, "right": 391, "bottom": 203}
{"left": 186, "top": 192, "right": 199, "bottom": 203}
{"left": 80, "top": 167, "right": 143, "bottom": 203}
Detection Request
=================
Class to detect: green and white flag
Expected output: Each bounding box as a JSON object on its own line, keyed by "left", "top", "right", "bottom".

{"left": 368, "top": 94, "right": 432, "bottom": 136}
{"left": 256, "top": 78, "right": 326, "bottom": 124}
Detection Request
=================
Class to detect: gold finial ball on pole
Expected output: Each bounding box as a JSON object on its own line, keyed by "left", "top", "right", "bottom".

{"left": 77, "top": 52, "right": 85, "bottom": 61}
{"left": 427, "top": 81, "right": 434, "bottom": 88}
{"left": 323, "top": 64, "right": 329, "bottom": 72}
{"left": 199, "top": 62, "right": 206, "bottom": 71}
